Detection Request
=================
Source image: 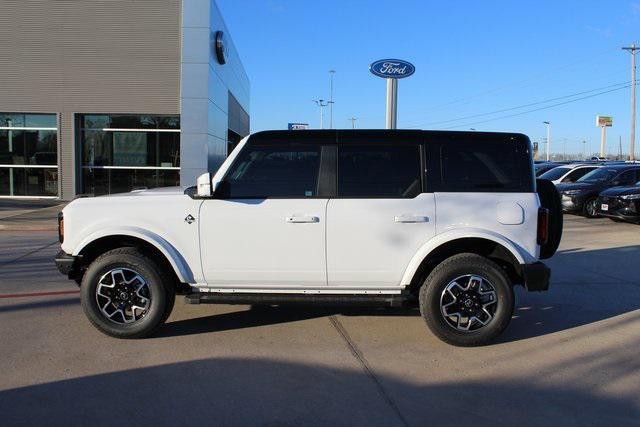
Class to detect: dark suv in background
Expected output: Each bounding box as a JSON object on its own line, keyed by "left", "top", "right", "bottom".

{"left": 597, "top": 182, "right": 640, "bottom": 223}
{"left": 557, "top": 165, "right": 640, "bottom": 217}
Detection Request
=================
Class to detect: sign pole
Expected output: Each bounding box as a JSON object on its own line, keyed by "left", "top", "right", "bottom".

{"left": 600, "top": 125, "right": 607, "bottom": 157}
{"left": 386, "top": 78, "right": 398, "bottom": 129}
{"left": 370, "top": 59, "right": 414, "bottom": 130}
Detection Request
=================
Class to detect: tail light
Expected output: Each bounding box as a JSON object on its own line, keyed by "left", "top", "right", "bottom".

{"left": 58, "top": 212, "right": 64, "bottom": 243}
{"left": 537, "top": 207, "right": 549, "bottom": 245}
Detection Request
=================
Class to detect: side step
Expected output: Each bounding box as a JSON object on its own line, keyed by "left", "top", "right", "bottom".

{"left": 185, "top": 292, "right": 413, "bottom": 308}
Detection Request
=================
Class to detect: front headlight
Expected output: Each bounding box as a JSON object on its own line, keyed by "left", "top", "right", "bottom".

{"left": 620, "top": 193, "right": 640, "bottom": 200}
{"left": 562, "top": 189, "right": 584, "bottom": 196}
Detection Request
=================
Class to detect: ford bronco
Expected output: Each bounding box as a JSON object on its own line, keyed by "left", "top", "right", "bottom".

{"left": 55, "top": 130, "right": 562, "bottom": 346}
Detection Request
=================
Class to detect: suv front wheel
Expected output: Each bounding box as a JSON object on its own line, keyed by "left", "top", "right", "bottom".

{"left": 81, "top": 247, "right": 175, "bottom": 338}
{"left": 419, "top": 253, "right": 514, "bottom": 347}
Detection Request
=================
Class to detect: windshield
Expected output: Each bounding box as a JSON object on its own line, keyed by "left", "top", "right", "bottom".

{"left": 577, "top": 168, "right": 619, "bottom": 182}
{"left": 540, "top": 167, "right": 570, "bottom": 180}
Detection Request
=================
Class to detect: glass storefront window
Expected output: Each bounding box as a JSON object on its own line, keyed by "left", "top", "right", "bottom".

{"left": 25, "top": 114, "right": 57, "bottom": 128}
{"left": 80, "top": 114, "right": 180, "bottom": 130}
{"left": 0, "top": 167, "right": 58, "bottom": 197}
{"left": 0, "top": 113, "right": 58, "bottom": 197}
{"left": 79, "top": 114, "right": 180, "bottom": 195}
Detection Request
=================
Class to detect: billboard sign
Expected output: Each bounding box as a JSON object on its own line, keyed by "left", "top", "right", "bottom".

{"left": 596, "top": 115, "right": 613, "bottom": 127}
{"left": 288, "top": 123, "right": 309, "bottom": 130}
{"left": 369, "top": 59, "right": 415, "bottom": 79}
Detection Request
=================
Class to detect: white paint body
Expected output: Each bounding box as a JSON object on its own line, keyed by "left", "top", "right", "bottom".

{"left": 61, "top": 137, "right": 542, "bottom": 295}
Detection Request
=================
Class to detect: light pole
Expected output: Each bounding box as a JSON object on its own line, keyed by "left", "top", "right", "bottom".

{"left": 582, "top": 140, "right": 586, "bottom": 160}
{"left": 543, "top": 121, "right": 551, "bottom": 161}
{"left": 622, "top": 44, "right": 638, "bottom": 160}
{"left": 312, "top": 99, "right": 328, "bottom": 129}
{"left": 328, "top": 70, "right": 336, "bottom": 129}
{"left": 348, "top": 117, "right": 358, "bottom": 129}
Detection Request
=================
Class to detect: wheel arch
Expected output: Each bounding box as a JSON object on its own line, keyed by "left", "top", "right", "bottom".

{"left": 72, "top": 228, "right": 193, "bottom": 286}
{"left": 402, "top": 232, "right": 525, "bottom": 294}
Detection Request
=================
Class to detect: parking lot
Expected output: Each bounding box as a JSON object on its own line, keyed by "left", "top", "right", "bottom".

{"left": 0, "top": 207, "right": 639, "bottom": 426}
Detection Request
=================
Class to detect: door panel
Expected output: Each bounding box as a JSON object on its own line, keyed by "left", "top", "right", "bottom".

{"left": 199, "top": 139, "right": 329, "bottom": 289}
{"left": 326, "top": 195, "right": 435, "bottom": 287}
{"left": 200, "top": 199, "right": 328, "bottom": 287}
{"left": 327, "top": 140, "right": 435, "bottom": 288}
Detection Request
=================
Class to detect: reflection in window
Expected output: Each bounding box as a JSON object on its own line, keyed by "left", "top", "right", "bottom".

{"left": 79, "top": 114, "right": 180, "bottom": 195}
{"left": 0, "top": 113, "right": 58, "bottom": 197}
{"left": 225, "top": 144, "right": 321, "bottom": 198}
{"left": 338, "top": 145, "right": 421, "bottom": 198}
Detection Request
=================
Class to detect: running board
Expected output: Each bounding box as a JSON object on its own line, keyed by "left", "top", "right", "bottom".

{"left": 184, "top": 292, "right": 413, "bottom": 307}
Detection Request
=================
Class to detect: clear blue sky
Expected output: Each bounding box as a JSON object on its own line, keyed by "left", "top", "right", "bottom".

{"left": 217, "top": 0, "right": 639, "bottom": 156}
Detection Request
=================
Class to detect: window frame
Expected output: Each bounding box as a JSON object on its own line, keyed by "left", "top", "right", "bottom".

{"left": 0, "top": 112, "right": 59, "bottom": 198}
{"left": 216, "top": 140, "right": 333, "bottom": 200}
{"left": 426, "top": 133, "right": 535, "bottom": 193}
{"left": 334, "top": 141, "right": 425, "bottom": 199}
{"left": 78, "top": 113, "right": 181, "bottom": 195}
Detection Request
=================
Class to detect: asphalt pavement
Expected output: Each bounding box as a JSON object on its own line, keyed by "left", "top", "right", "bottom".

{"left": 0, "top": 206, "right": 638, "bottom": 426}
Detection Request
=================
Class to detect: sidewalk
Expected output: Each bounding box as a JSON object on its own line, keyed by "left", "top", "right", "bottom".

{"left": 0, "top": 199, "right": 65, "bottom": 231}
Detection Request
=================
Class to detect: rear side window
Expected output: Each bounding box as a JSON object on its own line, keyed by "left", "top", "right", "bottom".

{"left": 337, "top": 145, "right": 421, "bottom": 198}
{"left": 615, "top": 169, "right": 639, "bottom": 185}
{"left": 224, "top": 143, "right": 321, "bottom": 198}
{"left": 437, "top": 139, "right": 531, "bottom": 192}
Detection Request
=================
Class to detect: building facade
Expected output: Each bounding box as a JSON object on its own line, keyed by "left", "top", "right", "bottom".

{"left": 0, "top": 0, "right": 250, "bottom": 200}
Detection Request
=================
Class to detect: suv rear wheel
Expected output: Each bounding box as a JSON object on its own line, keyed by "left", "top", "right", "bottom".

{"left": 419, "top": 253, "right": 514, "bottom": 346}
{"left": 81, "top": 247, "right": 175, "bottom": 338}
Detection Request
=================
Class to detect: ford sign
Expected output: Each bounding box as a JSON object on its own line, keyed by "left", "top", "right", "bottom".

{"left": 369, "top": 59, "right": 415, "bottom": 79}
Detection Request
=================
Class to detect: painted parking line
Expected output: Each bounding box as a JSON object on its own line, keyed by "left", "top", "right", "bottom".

{"left": 0, "top": 290, "right": 80, "bottom": 299}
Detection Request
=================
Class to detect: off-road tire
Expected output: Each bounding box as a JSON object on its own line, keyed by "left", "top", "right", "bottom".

{"left": 81, "top": 247, "right": 175, "bottom": 338}
{"left": 419, "top": 253, "right": 514, "bottom": 347}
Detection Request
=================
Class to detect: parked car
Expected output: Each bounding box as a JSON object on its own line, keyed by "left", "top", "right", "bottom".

{"left": 539, "top": 164, "right": 601, "bottom": 185}
{"left": 55, "top": 130, "right": 562, "bottom": 347}
{"left": 597, "top": 183, "right": 640, "bottom": 223}
{"left": 557, "top": 165, "right": 640, "bottom": 217}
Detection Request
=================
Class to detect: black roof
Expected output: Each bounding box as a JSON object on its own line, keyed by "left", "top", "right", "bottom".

{"left": 248, "top": 129, "right": 529, "bottom": 143}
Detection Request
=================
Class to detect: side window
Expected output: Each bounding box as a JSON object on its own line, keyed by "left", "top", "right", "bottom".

{"left": 224, "top": 143, "right": 321, "bottom": 198}
{"left": 563, "top": 167, "right": 596, "bottom": 182}
{"left": 337, "top": 144, "right": 421, "bottom": 198}
{"left": 438, "top": 140, "right": 528, "bottom": 191}
{"left": 616, "top": 170, "right": 637, "bottom": 185}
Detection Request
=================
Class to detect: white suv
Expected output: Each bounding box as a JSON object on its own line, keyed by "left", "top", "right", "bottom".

{"left": 55, "top": 130, "right": 561, "bottom": 346}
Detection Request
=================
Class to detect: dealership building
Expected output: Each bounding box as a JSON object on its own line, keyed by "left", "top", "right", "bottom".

{"left": 0, "top": 0, "right": 250, "bottom": 200}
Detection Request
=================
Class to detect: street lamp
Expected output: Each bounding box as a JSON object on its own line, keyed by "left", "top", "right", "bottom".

{"left": 312, "top": 99, "right": 328, "bottom": 129}
{"left": 543, "top": 121, "right": 551, "bottom": 161}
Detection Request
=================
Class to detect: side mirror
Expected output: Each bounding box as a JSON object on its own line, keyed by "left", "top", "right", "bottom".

{"left": 196, "top": 173, "right": 213, "bottom": 197}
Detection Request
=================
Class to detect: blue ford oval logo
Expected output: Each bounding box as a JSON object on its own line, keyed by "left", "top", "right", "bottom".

{"left": 369, "top": 59, "right": 415, "bottom": 79}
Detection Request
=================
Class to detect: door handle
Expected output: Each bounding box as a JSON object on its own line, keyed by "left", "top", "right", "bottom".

{"left": 394, "top": 214, "right": 429, "bottom": 223}
{"left": 286, "top": 215, "right": 320, "bottom": 223}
